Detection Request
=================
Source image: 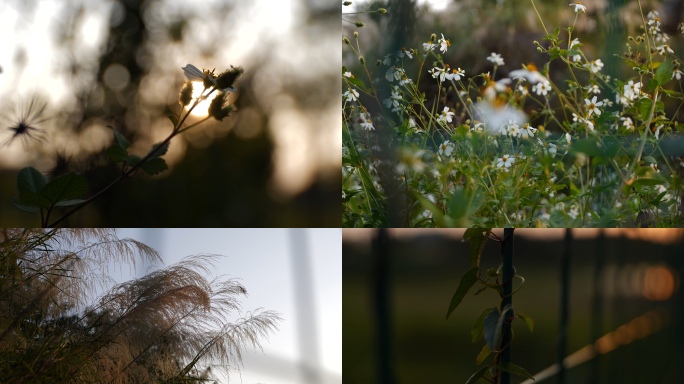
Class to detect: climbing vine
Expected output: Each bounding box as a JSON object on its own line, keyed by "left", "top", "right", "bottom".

{"left": 447, "top": 228, "right": 535, "bottom": 384}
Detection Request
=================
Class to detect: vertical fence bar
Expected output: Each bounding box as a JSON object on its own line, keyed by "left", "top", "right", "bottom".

{"left": 558, "top": 229, "right": 572, "bottom": 384}
{"left": 289, "top": 229, "right": 322, "bottom": 383}
{"left": 501, "top": 228, "right": 515, "bottom": 384}
{"left": 588, "top": 229, "right": 605, "bottom": 384}
{"left": 372, "top": 229, "right": 395, "bottom": 384}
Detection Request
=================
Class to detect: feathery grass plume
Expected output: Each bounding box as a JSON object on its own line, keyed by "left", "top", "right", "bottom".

{"left": 0, "top": 229, "right": 281, "bottom": 384}
{"left": 0, "top": 95, "right": 50, "bottom": 148}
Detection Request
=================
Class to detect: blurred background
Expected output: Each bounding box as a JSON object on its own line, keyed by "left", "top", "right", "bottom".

{"left": 117, "top": 228, "right": 341, "bottom": 384}
{"left": 344, "top": 0, "right": 684, "bottom": 109}
{"left": 0, "top": 0, "right": 340, "bottom": 226}
{"left": 343, "top": 228, "right": 684, "bottom": 383}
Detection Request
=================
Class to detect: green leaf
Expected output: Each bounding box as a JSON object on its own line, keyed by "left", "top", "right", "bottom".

{"left": 147, "top": 141, "right": 170, "bottom": 158}
{"left": 346, "top": 76, "right": 368, "bottom": 93}
{"left": 517, "top": 311, "right": 535, "bottom": 332}
{"left": 655, "top": 59, "right": 674, "bottom": 86}
{"left": 485, "top": 305, "right": 514, "bottom": 351}
{"left": 571, "top": 138, "right": 619, "bottom": 158}
{"left": 53, "top": 199, "right": 87, "bottom": 207}
{"left": 16, "top": 167, "right": 50, "bottom": 208}
{"left": 17, "top": 167, "right": 47, "bottom": 195}
{"left": 140, "top": 157, "right": 168, "bottom": 175}
{"left": 106, "top": 143, "right": 128, "bottom": 163}
{"left": 447, "top": 188, "right": 483, "bottom": 226}
{"left": 167, "top": 114, "right": 179, "bottom": 128}
{"left": 637, "top": 98, "right": 654, "bottom": 121}
{"left": 41, "top": 173, "right": 88, "bottom": 205}
{"left": 446, "top": 267, "right": 479, "bottom": 319}
{"left": 463, "top": 228, "right": 491, "bottom": 267}
{"left": 112, "top": 129, "right": 131, "bottom": 150}
{"left": 465, "top": 365, "right": 490, "bottom": 384}
{"left": 471, "top": 306, "right": 497, "bottom": 343}
{"left": 500, "top": 362, "right": 534, "bottom": 380}
{"left": 415, "top": 193, "right": 446, "bottom": 227}
{"left": 126, "top": 154, "right": 142, "bottom": 167}
{"left": 483, "top": 308, "right": 500, "bottom": 351}
{"left": 476, "top": 344, "right": 491, "bottom": 365}
{"left": 11, "top": 198, "right": 40, "bottom": 213}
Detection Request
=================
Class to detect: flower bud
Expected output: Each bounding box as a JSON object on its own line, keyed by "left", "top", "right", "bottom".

{"left": 216, "top": 66, "right": 244, "bottom": 92}
{"left": 179, "top": 81, "right": 193, "bottom": 106}
{"left": 343, "top": 36, "right": 351, "bottom": 45}
{"left": 377, "top": 8, "right": 387, "bottom": 13}
{"left": 208, "top": 92, "right": 234, "bottom": 121}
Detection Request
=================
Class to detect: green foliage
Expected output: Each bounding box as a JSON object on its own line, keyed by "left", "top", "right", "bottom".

{"left": 446, "top": 267, "right": 479, "bottom": 319}
{"left": 465, "top": 365, "right": 491, "bottom": 384}
{"left": 13, "top": 167, "right": 88, "bottom": 221}
{"left": 342, "top": 1, "right": 684, "bottom": 228}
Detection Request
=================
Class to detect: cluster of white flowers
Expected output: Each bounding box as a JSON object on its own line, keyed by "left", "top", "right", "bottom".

{"left": 620, "top": 116, "right": 635, "bottom": 131}
{"left": 569, "top": 2, "right": 587, "bottom": 13}
{"left": 398, "top": 47, "right": 413, "bottom": 59}
{"left": 647, "top": 10, "right": 670, "bottom": 44}
{"left": 533, "top": 80, "right": 551, "bottom": 96}
{"left": 436, "top": 107, "right": 455, "bottom": 125}
{"left": 572, "top": 112, "right": 595, "bottom": 132}
{"left": 584, "top": 96, "right": 603, "bottom": 117}
{"left": 423, "top": 41, "right": 436, "bottom": 52}
{"left": 428, "top": 66, "right": 465, "bottom": 82}
{"left": 344, "top": 88, "right": 359, "bottom": 102}
{"left": 383, "top": 86, "right": 403, "bottom": 113}
{"left": 496, "top": 154, "right": 515, "bottom": 169}
{"left": 438, "top": 33, "right": 451, "bottom": 53}
{"left": 616, "top": 80, "right": 643, "bottom": 106}
{"left": 520, "top": 123, "right": 537, "bottom": 138}
{"left": 584, "top": 59, "right": 604, "bottom": 74}
{"left": 358, "top": 112, "right": 374, "bottom": 131}
{"left": 569, "top": 38, "right": 582, "bottom": 62}
{"left": 487, "top": 52, "right": 505, "bottom": 66}
{"left": 438, "top": 140, "right": 455, "bottom": 157}
{"left": 537, "top": 138, "right": 557, "bottom": 157}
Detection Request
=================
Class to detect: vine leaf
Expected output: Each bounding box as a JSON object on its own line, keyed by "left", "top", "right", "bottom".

{"left": 484, "top": 305, "right": 514, "bottom": 351}
{"left": 465, "top": 365, "right": 490, "bottom": 384}
{"left": 476, "top": 344, "right": 491, "bottom": 365}
{"left": 471, "top": 306, "right": 497, "bottom": 343}
{"left": 483, "top": 308, "right": 500, "bottom": 350}
{"left": 517, "top": 311, "right": 535, "bottom": 333}
{"left": 500, "top": 362, "right": 535, "bottom": 380}
{"left": 463, "top": 228, "right": 491, "bottom": 267}
{"left": 446, "top": 266, "right": 479, "bottom": 319}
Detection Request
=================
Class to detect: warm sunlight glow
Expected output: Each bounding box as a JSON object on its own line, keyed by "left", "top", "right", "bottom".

{"left": 187, "top": 84, "right": 212, "bottom": 117}
{"left": 642, "top": 265, "right": 677, "bottom": 301}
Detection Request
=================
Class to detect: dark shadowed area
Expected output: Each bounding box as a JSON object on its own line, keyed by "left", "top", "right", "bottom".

{"left": 343, "top": 228, "right": 684, "bottom": 383}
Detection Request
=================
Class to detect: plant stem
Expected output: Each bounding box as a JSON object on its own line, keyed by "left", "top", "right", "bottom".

{"left": 500, "top": 228, "right": 515, "bottom": 384}
{"left": 46, "top": 86, "right": 217, "bottom": 227}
